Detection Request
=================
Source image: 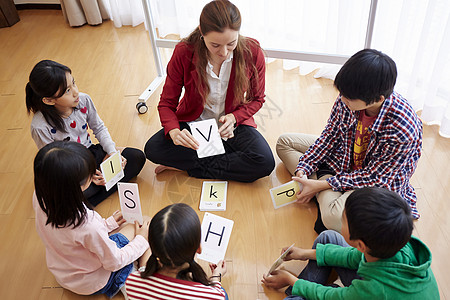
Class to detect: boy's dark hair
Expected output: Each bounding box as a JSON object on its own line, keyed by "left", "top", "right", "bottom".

{"left": 26, "top": 60, "right": 72, "bottom": 132}
{"left": 345, "top": 187, "right": 413, "bottom": 259}
{"left": 334, "top": 49, "right": 397, "bottom": 105}
{"left": 34, "top": 141, "right": 96, "bottom": 228}
{"left": 141, "top": 203, "right": 212, "bottom": 286}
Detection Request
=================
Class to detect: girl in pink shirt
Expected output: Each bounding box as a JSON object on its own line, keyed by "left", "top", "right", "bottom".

{"left": 33, "top": 141, "right": 150, "bottom": 297}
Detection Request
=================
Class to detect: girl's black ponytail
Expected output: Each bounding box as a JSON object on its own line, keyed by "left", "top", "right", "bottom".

{"left": 141, "top": 254, "right": 160, "bottom": 278}
{"left": 178, "top": 259, "right": 211, "bottom": 286}
{"left": 26, "top": 60, "right": 72, "bottom": 132}
{"left": 26, "top": 82, "right": 41, "bottom": 114}
{"left": 141, "top": 203, "right": 212, "bottom": 285}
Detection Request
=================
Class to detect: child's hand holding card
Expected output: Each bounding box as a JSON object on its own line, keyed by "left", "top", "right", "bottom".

{"left": 269, "top": 175, "right": 307, "bottom": 209}
{"left": 267, "top": 243, "right": 295, "bottom": 276}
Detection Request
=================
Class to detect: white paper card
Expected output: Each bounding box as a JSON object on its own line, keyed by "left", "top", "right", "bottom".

{"left": 117, "top": 183, "right": 143, "bottom": 225}
{"left": 189, "top": 119, "right": 225, "bottom": 158}
{"left": 100, "top": 152, "right": 124, "bottom": 191}
{"left": 267, "top": 243, "right": 295, "bottom": 276}
{"left": 197, "top": 212, "right": 234, "bottom": 264}
{"left": 199, "top": 181, "right": 228, "bottom": 211}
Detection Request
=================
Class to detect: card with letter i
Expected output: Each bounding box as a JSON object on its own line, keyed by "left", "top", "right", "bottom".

{"left": 269, "top": 177, "right": 306, "bottom": 209}
{"left": 100, "top": 151, "right": 124, "bottom": 191}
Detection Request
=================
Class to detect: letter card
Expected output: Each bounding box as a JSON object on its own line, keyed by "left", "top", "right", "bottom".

{"left": 197, "top": 212, "right": 234, "bottom": 264}
{"left": 188, "top": 119, "right": 225, "bottom": 158}
{"left": 117, "top": 182, "right": 143, "bottom": 225}
{"left": 199, "top": 181, "right": 228, "bottom": 211}
{"left": 269, "top": 177, "right": 306, "bottom": 209}
{"left": 267, "top": 243, "right": 295, "bottom": 276}
{"left": 100, "top": 151, "right": 124, "bottom": 191}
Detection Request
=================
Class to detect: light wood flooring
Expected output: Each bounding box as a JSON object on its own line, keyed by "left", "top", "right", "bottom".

{"left": 0, "top": 9, "right": 449, "bottom": 300}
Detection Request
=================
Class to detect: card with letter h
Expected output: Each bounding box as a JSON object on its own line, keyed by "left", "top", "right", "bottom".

{"left": 197, "top": 212, "right": 234, "bottom": 264}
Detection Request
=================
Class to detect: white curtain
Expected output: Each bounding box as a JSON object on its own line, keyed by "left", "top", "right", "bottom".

{"left": 109, "top": 0, "right": 145, "bottom": 27}
{"left": 371, "top": 0, "right": 450, "bottom": 137}
{"left": 60, "top": 0, "right": 111, "bottom": 26}
{"left": 150, "top": 0, "right": 450, "bottom": 137}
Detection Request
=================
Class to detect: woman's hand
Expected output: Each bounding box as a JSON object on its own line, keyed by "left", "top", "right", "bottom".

{"left": 92, "top": 169, "right": 106, "bottom": 186}
{"left": 169, "top": 128, "right": 200, "bottom": 150}
{"left": 218, "top": 113, "right": 236, "bottom": 139}
{"left": 209, "top": 260, "right": 227, "bottom": 277}
{"left": 295, "top": 170, "right": 304, "bottom": 178}
{"left": 262, "top": 270, "right": 298, "bottom": 290}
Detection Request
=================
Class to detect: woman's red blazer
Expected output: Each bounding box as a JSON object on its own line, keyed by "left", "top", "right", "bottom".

{"left": 157, "top": 38, "right": 266, "bottom": 136}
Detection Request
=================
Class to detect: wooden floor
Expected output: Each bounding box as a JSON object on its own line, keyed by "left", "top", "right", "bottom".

{"left": 0, "top": 10, "right": 449, "bottom": 300}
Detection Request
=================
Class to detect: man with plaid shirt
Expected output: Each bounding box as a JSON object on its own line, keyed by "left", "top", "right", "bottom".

{"left": 276, "top": 49, "right": 422, "bottom": 233}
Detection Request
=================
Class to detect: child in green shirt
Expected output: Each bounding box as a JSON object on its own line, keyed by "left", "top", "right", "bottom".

{"left": 262, "top": 187, "right": 439, "bottom": 299}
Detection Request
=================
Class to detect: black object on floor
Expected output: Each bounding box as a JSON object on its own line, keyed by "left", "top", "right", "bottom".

{"left": 314, "top": 197, "right": 328, "bottom": 234}
{"left": 285, "top": 285, "right": 293, "bottom": 296}
{"left": 316, "top": 162, "right": 335, "bottom": 180}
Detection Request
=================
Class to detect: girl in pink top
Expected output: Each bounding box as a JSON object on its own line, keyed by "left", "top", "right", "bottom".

{"left": 125, "top": 203, "right": 228, "bottom": 299}
{"left": 33, "top": 141, "right": 150, "bottom": 297}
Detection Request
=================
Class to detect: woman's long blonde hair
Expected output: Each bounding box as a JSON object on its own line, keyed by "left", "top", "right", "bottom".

{"left": 182, "top": 0, "right": 260, "bottom": 106}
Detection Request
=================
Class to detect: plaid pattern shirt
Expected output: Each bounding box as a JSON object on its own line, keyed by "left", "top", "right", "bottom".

{"left": 295, "top": 92, "right": 423, "bottom": 218}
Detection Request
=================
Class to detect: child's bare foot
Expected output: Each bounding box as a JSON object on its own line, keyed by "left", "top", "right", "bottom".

{"left": 155, "top": 165, "right": 182, "bottom": 174}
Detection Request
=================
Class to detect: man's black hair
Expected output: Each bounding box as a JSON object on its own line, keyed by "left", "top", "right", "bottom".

{"left": 334, "top": 49, "right": 397, "bottom": 105}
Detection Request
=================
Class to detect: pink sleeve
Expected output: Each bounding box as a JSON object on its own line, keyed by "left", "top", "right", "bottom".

{"left": 81, "top": 214, "right": 149, "bottom": 272}
{"left": 103, "top": 215, "right": 119, "bottom": 232}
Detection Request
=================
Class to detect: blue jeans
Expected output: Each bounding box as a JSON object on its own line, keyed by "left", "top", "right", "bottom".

{"left": 93, "top": 233, "right": 134, "bottom": 298}
{"left": 284, "top": 230, "right": 360, "bottom": 300}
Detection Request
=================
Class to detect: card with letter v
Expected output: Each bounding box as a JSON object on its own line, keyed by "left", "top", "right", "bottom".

{"left": 188, "top": 119, "right": 225, "bottom": 158}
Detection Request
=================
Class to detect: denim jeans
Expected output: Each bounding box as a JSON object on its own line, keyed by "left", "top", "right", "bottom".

{"left": 92, "top": 233, "right": 134, "bottom": 298}
{"left": 284, "top": 230, "right": 360, "bottom": 300}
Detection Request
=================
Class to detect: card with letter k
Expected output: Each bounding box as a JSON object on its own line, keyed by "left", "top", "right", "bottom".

{"left": 199, "top": 181, "right": 227, "bottom": 211}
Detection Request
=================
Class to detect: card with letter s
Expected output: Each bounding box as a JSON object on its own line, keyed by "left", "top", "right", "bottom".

{"left": 117, "top": 182, "right": 143, "bottom": 225}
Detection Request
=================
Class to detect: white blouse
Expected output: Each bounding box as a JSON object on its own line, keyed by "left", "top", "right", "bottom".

{"left": 197, "top": 52, "right": 233, "bottom": 127}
